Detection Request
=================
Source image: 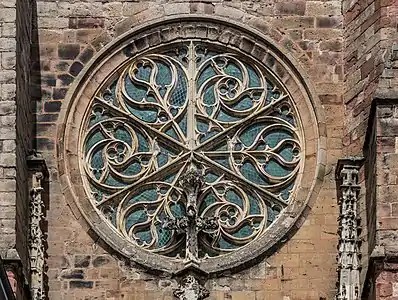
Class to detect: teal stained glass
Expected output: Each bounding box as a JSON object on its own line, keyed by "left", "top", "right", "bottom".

{"left": 82, "top": 42, "right": 303, "bottom": 258}
{"left": 197, "top": 65, "right": 217, "bottom": 90}
{"left": 247, "top": 65, "right": 261, "bottom": 88}
{"left": 135, "top": 64, "right": 152, "bottom": 82}
{"left": 85, "top": 130, "right": 106, "bottom": 155}
{"left": 156, "top": 62, "right": 172, "bottom": 88}
{"left": 225, "top": 63, "right": 243, "bottom": 81}
{"left": 241, "top": 162, "right": 269, "bottom": 186}
{"left": 169, "top": 69, "right": 187, "bottom": 107}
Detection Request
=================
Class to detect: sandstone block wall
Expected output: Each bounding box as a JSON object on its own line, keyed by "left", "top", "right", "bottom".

{"left": 4, "top": 0, "right": 398, "bottom": 299}
{"left": 0, "top": 0, "right": 33, "bottom": 298}
{"left": 0, "top": 0, "right": 33, "bottom": 268}
{"left": 34, "top": 1, "right": 346, "bottom": 299}
{"left": 343, "top": 0, "right": 398, "bottom": 155}
{"left": 0, "top": 0, "right": 18, "bottom": 256}
{"left": 342, "top": 1, "right": 398, "bottom": 298}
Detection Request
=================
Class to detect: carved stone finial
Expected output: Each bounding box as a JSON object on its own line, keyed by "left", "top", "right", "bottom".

{"left": 174, "top": 275, "right": 209, "bottom": 300}
{"left": 179, "top": 163, "right": 203, "bottom": 218}
{"left": 335, "top": 158, "right": 364, "bottom": 300}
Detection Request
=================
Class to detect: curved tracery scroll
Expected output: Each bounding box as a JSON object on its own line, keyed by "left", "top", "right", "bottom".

{"left": 82, "top": 41, "right": 303, "bottom": 260}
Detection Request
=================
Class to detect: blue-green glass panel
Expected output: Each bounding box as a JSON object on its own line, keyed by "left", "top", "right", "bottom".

{"left": 265, "top": 81, "right": 275, "bottom": 104}
{"left": 135, "top": 229, "right": 152, "bottom": 245}
{"left": 216, "top": 110, "right": 240, "bottom": 122}
{"left": 225, "top": 190, "right": 243, "bottom": 209}
{"left": 279, "top": 145, "right": 294, "bottom": 161}
{"left": 239, "top": 123, "right": 265, "bottom": 146}
{"left": 204, "top": 172, "right": 219, "bottom": 183}
{"left": 247, "top": 65, "right": 261, "bottom": 88}
{"left": 199, "top": 131, "right": 219, "bottom": 143}
{"left": 203, "top": 86, "right": 216, "bottom": 106}
{"left": 199, "top": 193, "right": 216, "bottom": 214}
{"left": 85, "top": 130, "right": 106, "bottom": 155}
{"left": 280, "top": 183, "right": 294, "bottom": 202}
{"left": 157, "top": 153, "right": 169, "bottom": 167}
{"left": 89, "top": 183, "right": 110, "bottom": 203}
{"left": 127, "top": 106, "right": 158, "bottom": 123}
{"left": 197, "top": 119, "right": 209, "bottom": 133}
{"left": 91, "top": 149, "right": 104, "bottom": 180}
{"left": 114, "top": 127, "right": 132, "bottom": 145}
{"left": 122, "top": 162, "right": 142, "bottom": 176}
{"left": 105, "top": 174, "right": 127, "bottom": 187}
{"left": 166, "top": 47, "right": 188, "bottom": 66}
{"left": 124, "top": 75, "right": 147, "bottom": 101}
{"left": 233, "top": 224, "right": 254, "bottom": 238}
{"left": 266, "top": 83, "right": 281, "bottom": 104}
{"left": 264, "top": 159, "right": 292, "bottom": 177}
{"left": 157, "top": 226, "right": 172, "bottom": 247}
{"left": 241, "top": 162, "right": 268, "bottom": 185}
{"left": 157, "top": 145, "right": 178, "bottom": 167}
{"left": 231, "top": 96, "right": 253, "bottom": 111}
{"left": 135, "top": 64, "right": 152, "bottom": 82}
{"left": 265, "top": 131, "right": 292, "bottom": 148}
{"left": 197, "top": 65, "right": 216, "bottom": 90}
{"left": 224, "top": 63, "right": 243, "bottom": 81}
{"left": 248, "top": 194, "right": 261, "bottom": 215}
{"left": 89, "top": 106, "right": 111, "bottom": 127}
{"left": 165, "top": 126, "right": 181, "bottom": 141}
{"left": 101, "top": 81, "right": 118, "bottom": 107}
{"left": 205, "top": 106, "right": 213, "bottom": 116}
{"left": 164, "top": 173, "right": 176, "bottom": 183}
{"left": 129, "top": 188, "right": 157, "bottom": 205}
{"left": 126, "top": 210, "right": 148, "bottom": 228}
{"left": 156, "top": 62, "right": 172, "bottom": 87}
{"left": 271, "top": 106, "right": 295, "bottom": 125}
{"left": 136, "top": 131, "right": 150, "bottom": 152}
{"left": 267, "top": 206, "right": 281, "bottom": 225}
{"left": 169, "top": 69, "right": 187, "bottom": 107}
{"left": 170, "top": 203, "right": 185, "bottom": 218}
{"left": 178, "top": 114, "right": 188, "bottom": 137}
{"left": 213, "top": 157, "right": 230, "bottom": 169}
{"left": 195, "top": 47, "right": 218, "bottom": 67}
{"left": 213, "top": 144, "right": 228, "bottom": 151}
{"left": 218, "top": 237, "right": 238, "bottom": 250}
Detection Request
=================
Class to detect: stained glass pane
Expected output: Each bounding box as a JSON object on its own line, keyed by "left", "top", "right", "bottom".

{"left": 81, "top": 41, "right": 303, "bottom": 259}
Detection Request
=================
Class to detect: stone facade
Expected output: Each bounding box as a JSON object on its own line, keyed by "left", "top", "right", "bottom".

{"left": 0, "top": 0, "right": 397, "bottom": 299}
{"left": 1, "top": 0, "right": 34, "bottom": 298}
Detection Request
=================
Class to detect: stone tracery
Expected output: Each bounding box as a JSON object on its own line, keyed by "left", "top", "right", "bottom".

{"left": 81, "top": 41, "right": 303, "bottom": 261}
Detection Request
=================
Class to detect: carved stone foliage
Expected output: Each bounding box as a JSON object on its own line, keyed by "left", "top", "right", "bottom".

{"left": 174, "top": 275, "right": 209, "bottom": 300}
{"left": 59, "top": 17, "right": 325, "bottom": 274}
{"left": 336, "top": 158, "right": 364, "bottom": 300}
{"left": 27, "top": 153, "right": 48, "bottom": 300}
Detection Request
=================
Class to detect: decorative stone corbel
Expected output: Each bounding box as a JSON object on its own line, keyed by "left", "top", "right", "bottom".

{"left": 335, "top": 157, "right": 364, "bottom": 300}
{"left": 27, "top": 152, "right": 48, "bottom": 300}
{"left": 174, "top": 273, "right": 209, "bottom": 300}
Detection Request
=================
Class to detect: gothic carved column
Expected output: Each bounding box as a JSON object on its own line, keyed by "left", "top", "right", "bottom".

{"left": 336, "top": 157, "right": 364, "bottom": 300}
{"left": 171, "top": 161, "right": 210, "bottom": 300}
{"left": 27, "top": 153, "right": 48, "bottom": 300}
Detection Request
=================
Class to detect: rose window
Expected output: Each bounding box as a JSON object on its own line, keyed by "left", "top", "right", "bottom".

{"left": 81, "top": 41, "right": 303, "bottom": 263}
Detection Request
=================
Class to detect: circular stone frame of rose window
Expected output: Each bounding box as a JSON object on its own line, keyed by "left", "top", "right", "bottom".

{"left": 57, "top": 16, "right": 326, "bottom": 275}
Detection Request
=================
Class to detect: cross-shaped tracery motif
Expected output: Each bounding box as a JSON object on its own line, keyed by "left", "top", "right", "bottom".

{"left": 82, "top": 41, "right": 303, "bottom": 261}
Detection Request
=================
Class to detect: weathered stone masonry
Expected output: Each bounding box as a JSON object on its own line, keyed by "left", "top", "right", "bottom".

{"left": 36, "top": 2, "right": 344, "bottom": 299}
{"left": 0, "top": 0, "right": 398, "bottom": 299}
{"left": 1, "top": 0, "right": 35, "bottom": 298}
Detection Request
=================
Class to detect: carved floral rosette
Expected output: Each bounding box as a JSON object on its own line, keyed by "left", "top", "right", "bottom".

{"left": 59, "top": 18, "right": 325, "bottom": 274}
{"left": 82, "top": 41, "right": 302, "bottom": 260}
